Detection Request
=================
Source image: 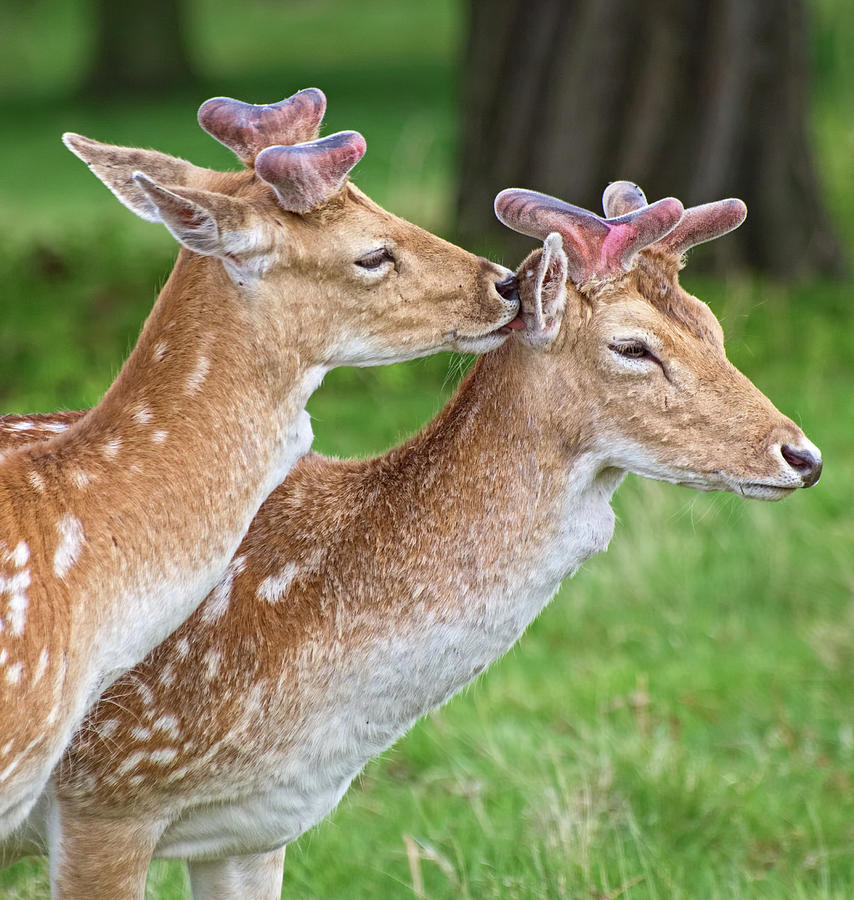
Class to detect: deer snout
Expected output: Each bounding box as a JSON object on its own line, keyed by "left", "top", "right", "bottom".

{"left": 780, "top": 442, "right": 823, "bottom": 487}
{"left": 495, "top": 273, "right": 520, "bottom": 306}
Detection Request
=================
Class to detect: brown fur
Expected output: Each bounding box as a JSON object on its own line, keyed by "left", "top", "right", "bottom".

{"left": 0, "top": 116, "right": 515, "bottom": 853}
{"left": 0, "top": 238, "right": 819, "bottom": 897}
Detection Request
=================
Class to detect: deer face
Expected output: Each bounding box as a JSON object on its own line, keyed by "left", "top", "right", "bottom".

{"left": 248, "top": 183, "right": 518, "bottom": 365}
{"left": 498, "top": 185, "right": 822, "bottom": 500}
{"left": 63, "top": 90, "right": 519, "bottom": 371}
{"left": 570, "top": 259, "right": 820, "bottom": 498}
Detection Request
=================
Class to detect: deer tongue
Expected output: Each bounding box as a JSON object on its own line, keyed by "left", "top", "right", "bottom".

{"left": 499, "top": 316, "right": 526, "bottom": 333}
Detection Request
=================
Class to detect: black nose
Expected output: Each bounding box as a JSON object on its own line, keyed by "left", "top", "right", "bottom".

{"left": 781, "top": 444, "right": 823, "bottom": 487}
{"left": 495, "top": 274, "right": 519, "bottom": 305}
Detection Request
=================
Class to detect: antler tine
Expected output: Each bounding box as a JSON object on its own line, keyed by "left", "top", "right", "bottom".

{"left": 198, "top": 88, "right": 327, "bottom": 166}
{"left": 255, "top": 131, "right": 367, "bottom": 213}
{"left": 655, "top": 198, "right": 747, "bottom": 255}
{"left": 602, "top": 181, "right": 648, "bottom": 218}
{"left": 495, "top": 188, "right": 610, "bottom": 245}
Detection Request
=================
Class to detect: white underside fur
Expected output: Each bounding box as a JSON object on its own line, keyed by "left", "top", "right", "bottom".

{"left": 154, "top": 463, "right": 621, "bottom": 861}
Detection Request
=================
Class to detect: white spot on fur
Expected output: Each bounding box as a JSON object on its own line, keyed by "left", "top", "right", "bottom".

{"left": 135, "top": 681, "right": 155, "bottom": 706}
{"left": 0, "top": 648, "right": 7, "bottom": 664}
{"left": 27, "top": 471, "right": 45, "bottom": 492}
{"left": 257, "top": 562, "right": 299, "bottom": 604}
{"left": 158, "top": 662, "right": 176, "bottom": 687}
{"left": 1, "top": 568, "right": 31, "bottom": 635}
{"left": 1, "top": 740, "right": 12, "bottom": 756}
{"left": 133, "top": 405, "right": 153, "bottom": 426}
{"left": 149, "top": 747, "right": 178, "bottom": 765}
{"left": 167, "top": 764, "right": 192, "bottom": 783}
{"left": 185, "top": 356, "right": 211, "bottom": 395}
{"left": 97, "top": 720, "right": 120, "bottom": 740}
{"left": 128, "top": 774, "right": 146, "bottom": 788}
{"left": 131, "top": 725, "right": 152, "bottom": 742}
{"left": 151, "top": 430, "right": 168, "bottom": 443}
{"left": 10, "top": 421, "right": 34, "bottom": 431}
{"left": 5, "top": 570, "right": 30, "bottom": 635}
{"left": 175, "top": 637, "right": 191, "bottom": 660}
{"left": 201, "top": 556, "right": 245, "bottom": 624}
{"left": 54, "top": 515, "right": 84, "bottom": 578}
{"left": 9, "top": 541, "right": 29, "bottom": 567}
{"left": 116, "top": 750, "right": 148, "bottom": 775}
{"left": 41, "top": 422, "right": 68, "bottom": 433}
{"left": 5, "top": 662, "right": 23, "bottom": 685}
{"left": 152, "top": 340, "right": 168, "bottom": 363}
{"left": 203, "top": 649, "right": 221, "bottom": 680}
{"left": 32, "top": 649, "right": 49, "bottom": 686}
{"left": 152, "top": 715, "right": 181, "bottom": 740}
{"left": 103, "top": 438, "right": 122, "bottom": 459}
{"left": 72, "top": 469, "right": 92, "bottom": 489}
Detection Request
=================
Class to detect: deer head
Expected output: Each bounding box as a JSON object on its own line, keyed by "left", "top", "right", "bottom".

{"left": 495, "top": 184, "right": 821, "bottom": 499}
{"left": 63, "top": 89, "right": 519, "bottom": 368}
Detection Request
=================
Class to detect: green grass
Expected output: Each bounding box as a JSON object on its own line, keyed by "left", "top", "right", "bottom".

{"left": 1, "top": 1, "right": 853, "bottom": 898}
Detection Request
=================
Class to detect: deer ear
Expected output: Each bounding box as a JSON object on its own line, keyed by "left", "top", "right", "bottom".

{"left": 63, "top": 133, "right": 211, "bottom": 223}
{"left": 132, "top": 174, "right": 267, "bottom": 263}
{"left": 515, "top": 233, "right": 568, "bottom": 349}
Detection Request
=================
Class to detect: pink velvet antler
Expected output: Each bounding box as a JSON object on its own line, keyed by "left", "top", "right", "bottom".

{"left": 654, "top": 199, "right": 747, "bottom": 254}
{"left": 495, "top": 188, "right": 684, "bottom": 284}
{"left": 254, "top": 131, "right": 367, "bottom": 213}
{"left": 198, "top": 88, "right": 327, "bottom": 165}
{"left": 603, "top": 181, "right": 748, "bottom": 255}
{"left": 602, "top": 181, "right": 648, "bottom": 218}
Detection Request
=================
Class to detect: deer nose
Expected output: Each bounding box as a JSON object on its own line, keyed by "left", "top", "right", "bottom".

{"left": 780, "top": 443, "right": 823, "bottom": 487}
{"left": 495, "top": 274, "right": 520, "bottom": 306}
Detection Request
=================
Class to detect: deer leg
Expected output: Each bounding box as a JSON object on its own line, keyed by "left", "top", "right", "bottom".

{"left": 188, "top": 846, "right": 286, "bottom": 900}
{"left": 49, "top": 803, "right": 166, "bottom": 900}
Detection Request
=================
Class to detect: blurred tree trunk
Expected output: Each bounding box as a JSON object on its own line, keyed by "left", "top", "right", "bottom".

{"left": 457, "top": 0, "right": 846, "bottom": 277}
{"left": 83, "top": 0, "right": 195, "bottom": 97}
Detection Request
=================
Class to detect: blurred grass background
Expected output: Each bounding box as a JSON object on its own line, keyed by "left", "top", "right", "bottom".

{"left": 0, "top": 0, "right": 852, "bottom": 897}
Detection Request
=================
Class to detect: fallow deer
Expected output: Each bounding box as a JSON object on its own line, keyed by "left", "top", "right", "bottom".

{"left": 0, "top": 89, "right": 520, "bottom": 840}
{"left": 0, "top": 186, "right": 820, "bottom": 898}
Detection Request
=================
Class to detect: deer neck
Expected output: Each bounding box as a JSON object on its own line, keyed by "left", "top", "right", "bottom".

{"left": 93, "top": 251, "right": 323, "bottom": 493}
{"left": 7, "top": 251, "right": 322, "bottom": 682}
{"left": 252, "top": 339, "right": 624, "bottom": 768}
{"left": 385, "top": 338, "right": 622, "bottom": 610}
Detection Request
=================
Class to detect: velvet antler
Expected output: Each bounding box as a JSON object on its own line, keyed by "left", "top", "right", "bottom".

{"left": 254, "top": 131, "right": 367, "bottom": 213}
{"left": 654, "top": 199, "right": 747, "bottom": 255}
{"left": 601, "top": 181, "right": 648, "bottom": 218}
{"left": 603, "top": 181, "right": 747, "bottom": 255}
{"left": 495, "top": 188, "right": 683, "bottom": 284}
{"left": 198, "top": 88, "right": 327, "bottom": 165}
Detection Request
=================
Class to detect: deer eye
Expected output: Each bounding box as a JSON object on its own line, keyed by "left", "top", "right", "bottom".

{"left": 356, "top": 247, "right": 395, "bottom": 270}
{"left": 609, "top": 341, "right": 651, "bottom": 359}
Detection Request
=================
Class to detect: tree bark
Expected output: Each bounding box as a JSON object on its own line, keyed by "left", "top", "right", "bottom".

{"left": 457, "top": 0, "right": 846, "bottom": 278}
{"left": 83, "top": 0, "right": 196, "bottom": 98}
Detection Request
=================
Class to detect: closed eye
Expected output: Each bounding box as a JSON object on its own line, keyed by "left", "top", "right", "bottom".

{"left": 356, "top": 247, "right": 395, "bottom": 270}
{"left": 609, "top": 340, "right": 671, "bottom": 381}
{"left": 609, "top": 341, "right": 652, "bottom": 360}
